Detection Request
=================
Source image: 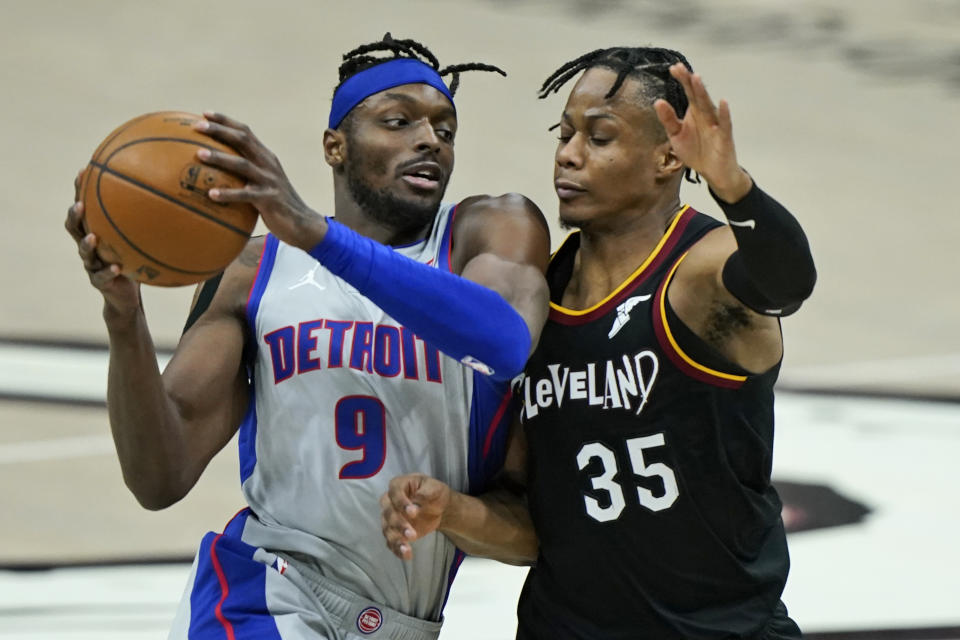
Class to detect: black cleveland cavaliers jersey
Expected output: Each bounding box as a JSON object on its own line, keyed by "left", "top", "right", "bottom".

{"left": 517, "top": 206, "right": 796, "bottom": 640}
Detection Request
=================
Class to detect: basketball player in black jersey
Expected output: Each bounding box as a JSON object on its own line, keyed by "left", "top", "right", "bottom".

{"left": 381, "top": 46, "right": 816, "bottom": 639}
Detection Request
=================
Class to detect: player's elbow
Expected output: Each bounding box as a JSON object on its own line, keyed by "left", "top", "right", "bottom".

{"left": 768, "top": 260, "right": 817, "bottom": 312}
{"left": 489, "top": 283, "right": 545, "bottom": 380}
{"left": 135, "top": 495, "right": 176, "bottom": 511}
{"left": 486, "top": 320, "right": 532, "bottom": 381}
{"left": 123, "top": 471, "right": 189, "bottom": 511}
{"left": 723, "top": 252, "right": 817, "bottom": 316}
{"left": 792, "top": 271, "right": 817, "bottom": 304}
{"left": 131, "top": 488, "right": 186, "bottom": 511}
{"left": 792, "top": 261, "right": 817, "bottom": 302}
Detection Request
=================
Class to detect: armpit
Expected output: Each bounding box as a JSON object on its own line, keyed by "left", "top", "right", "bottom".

{"left": 704, "top": 300, "right": 753, "bottom": 350}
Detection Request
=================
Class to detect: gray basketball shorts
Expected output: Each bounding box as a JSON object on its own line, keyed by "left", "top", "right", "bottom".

{"left": 167, "top": 518, "right": 443, "bottom": 640}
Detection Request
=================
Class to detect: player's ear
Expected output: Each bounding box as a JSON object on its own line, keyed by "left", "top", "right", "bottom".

{"left": 656, "top": 141, "right": 684, "bottom": 179}
{"left": 323, "top": 129, "right": 347, "bottom": 169}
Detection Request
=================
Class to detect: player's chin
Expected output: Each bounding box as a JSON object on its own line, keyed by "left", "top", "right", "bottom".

{"left": 387, "top": 194, "right": 444, "bottom": 230}
{"left": 399, "top": 186, "right": 446, "bottom": 213}
{"left": 557, "top": 202, "right": 593, "bottom": 230}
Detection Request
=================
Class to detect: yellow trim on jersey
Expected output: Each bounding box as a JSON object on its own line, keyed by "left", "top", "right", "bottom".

{"left": 550, "top": 205, "right": 691, "bottom": 316}
{"left": 659, "top": 253, "right": 748, "bottom": 383}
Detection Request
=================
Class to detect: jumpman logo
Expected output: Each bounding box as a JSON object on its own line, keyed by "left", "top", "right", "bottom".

{"left": 289, "top": 264, "right": 326, "bottom": 291}
{"left": 608, "top": 295, "right": 652, "bottom": 339}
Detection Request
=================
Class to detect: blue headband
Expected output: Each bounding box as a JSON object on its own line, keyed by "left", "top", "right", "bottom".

{"left": 328, "top": 58, "right": 455, "bottom": 129}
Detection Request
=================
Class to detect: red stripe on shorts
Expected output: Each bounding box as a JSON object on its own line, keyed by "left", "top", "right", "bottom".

{"left": 209, "top": 534, "right": 237, "bottom": 640}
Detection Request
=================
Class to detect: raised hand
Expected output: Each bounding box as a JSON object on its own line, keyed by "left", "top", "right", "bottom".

{"left": 380, "top": 473, "right": 452, "bottom": 560}
{"left": 653, "top": 63, "right": 752, "bottom": 203}
{"left": 193, "top": 112, "right": 328, "bottom": 251}
{"left": 64, "top": 169, "right": 141, "bottom": 316}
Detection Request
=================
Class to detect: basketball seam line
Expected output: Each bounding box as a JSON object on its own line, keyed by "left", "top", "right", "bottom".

{"left": 91, "top": 112, "right": 156, "bottom": 164}
{"left": 89, "top": 157, "right": 253, "bottom": 237}
{"left": 90, "top": 163, "right": 230, "bottom": 277}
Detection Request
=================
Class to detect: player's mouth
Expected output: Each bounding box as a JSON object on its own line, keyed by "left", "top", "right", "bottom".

{"left": 399, "top": 161, "right": 444, "bottom": 192}
{"left": 555, "top": 178, "right": 586, "bottom": 200}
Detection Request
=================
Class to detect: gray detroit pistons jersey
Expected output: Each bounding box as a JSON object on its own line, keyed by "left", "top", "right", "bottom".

{"left": 233, "top": 204, "right": 513, "bottom": 621}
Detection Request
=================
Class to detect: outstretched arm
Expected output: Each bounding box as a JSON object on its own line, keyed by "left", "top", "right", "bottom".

{"left": 381, "top": 420, "right": 537, "bottom": 565}
{"left": 654, "top": 64, "right": 816, "bottom": 314}
{"left": 654, "top": 64, "right": 816, "bottom": 370}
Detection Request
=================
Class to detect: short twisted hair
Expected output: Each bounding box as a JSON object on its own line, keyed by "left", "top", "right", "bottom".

{"left": 336, "top": 32, "right": 505, "bottom": 98}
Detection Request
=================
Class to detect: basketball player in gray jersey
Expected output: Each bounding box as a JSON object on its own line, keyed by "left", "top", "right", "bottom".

{"left": 63, "top": 34, "right": 550, "bottom": 639}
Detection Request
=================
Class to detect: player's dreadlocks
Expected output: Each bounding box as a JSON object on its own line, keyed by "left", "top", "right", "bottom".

{"left": 336, "top": 33, "right": 505, "bottom": 98}
{"left": 539, "top": 46, "right": 699, "bottom": 183}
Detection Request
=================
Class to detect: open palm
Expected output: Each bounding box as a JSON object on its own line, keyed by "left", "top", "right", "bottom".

{"left": 653, "top": 64, "right": 749, "bottom": 200}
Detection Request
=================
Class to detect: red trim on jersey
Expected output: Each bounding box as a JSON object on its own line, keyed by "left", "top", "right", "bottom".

{"left": 482, "top": 389, "right": 513, "bottom": 457}
{"left": 652, "top": 256, "right": 746, "bottom": 389}
{"left": 245, "top": 236, "right": 270, "bottom": 309}
{"left": 442, "top": 549, "right": 467, "bottom": 611}
{"left": 445, "top": 203, "right": 459, "bottom": 273}
{"left": 549, "top": 207, "right": 696, "bottom": 326}
{"left": 209, "top": 534, "right": 237, "bottom": 640}
{"left": 449, "top": 550, "right": 465, "bottom": 583}
{"left": 222, "top": 507, "right": 248, "bottom": 532}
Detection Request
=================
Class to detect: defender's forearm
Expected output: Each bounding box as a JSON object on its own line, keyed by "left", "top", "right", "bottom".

{"left": 715, "top": 180, "right": 817, "bottom": 316}
{"left": 441, "top": 490, "right": 538, "bottom": 566}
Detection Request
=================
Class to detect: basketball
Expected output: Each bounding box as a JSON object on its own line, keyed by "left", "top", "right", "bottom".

{"left": 80, "top": 111, "right": 259, "bottom": 287}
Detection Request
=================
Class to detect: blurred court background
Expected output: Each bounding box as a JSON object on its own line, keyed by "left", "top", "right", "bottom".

{"left": 1, "top": 0, "right": 959, "bottom": 638}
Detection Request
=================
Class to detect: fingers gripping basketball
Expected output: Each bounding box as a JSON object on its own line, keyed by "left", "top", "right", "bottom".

{"left": 80, "top": 111, "right": 258, "bottom": 286}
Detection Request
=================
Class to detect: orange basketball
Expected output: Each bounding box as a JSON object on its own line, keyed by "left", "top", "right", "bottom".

{"left": 80, "top": 111, "right": 258, "bottom": 286}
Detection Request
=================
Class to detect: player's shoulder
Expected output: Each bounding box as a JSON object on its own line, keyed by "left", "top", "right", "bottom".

{"left": 234, "top": 234, "right": 268, "bottom": 267}
{"left": 682, "top": 221, "right": 737, "bottom": 267}
{"left": 667, "top": 206, "right": 732, "bottom": 263}
{"left": 453, "top": 193, "right": 549, "bottom": 246}
{"left": 210, "top": 234, "right": 268, "bottom": 319}
{"left": 447, "top": 194, "right": 551, "bottom": 271}
{"left": 456, "top": 192, "right": 545, "bottom": 223}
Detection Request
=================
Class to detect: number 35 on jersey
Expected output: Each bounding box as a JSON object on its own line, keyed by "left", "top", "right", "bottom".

{"left": 577, "top": 432, "right": 679, "bottom": 523}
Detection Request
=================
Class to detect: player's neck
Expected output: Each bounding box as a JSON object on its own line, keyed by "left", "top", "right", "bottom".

{"left": 563, "top": 197, "right": 681, "bottom": 310}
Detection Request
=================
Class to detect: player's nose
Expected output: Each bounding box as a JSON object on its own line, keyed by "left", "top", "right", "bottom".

{"left": 412, "top": 120, "right": 442, "bottom": 154}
